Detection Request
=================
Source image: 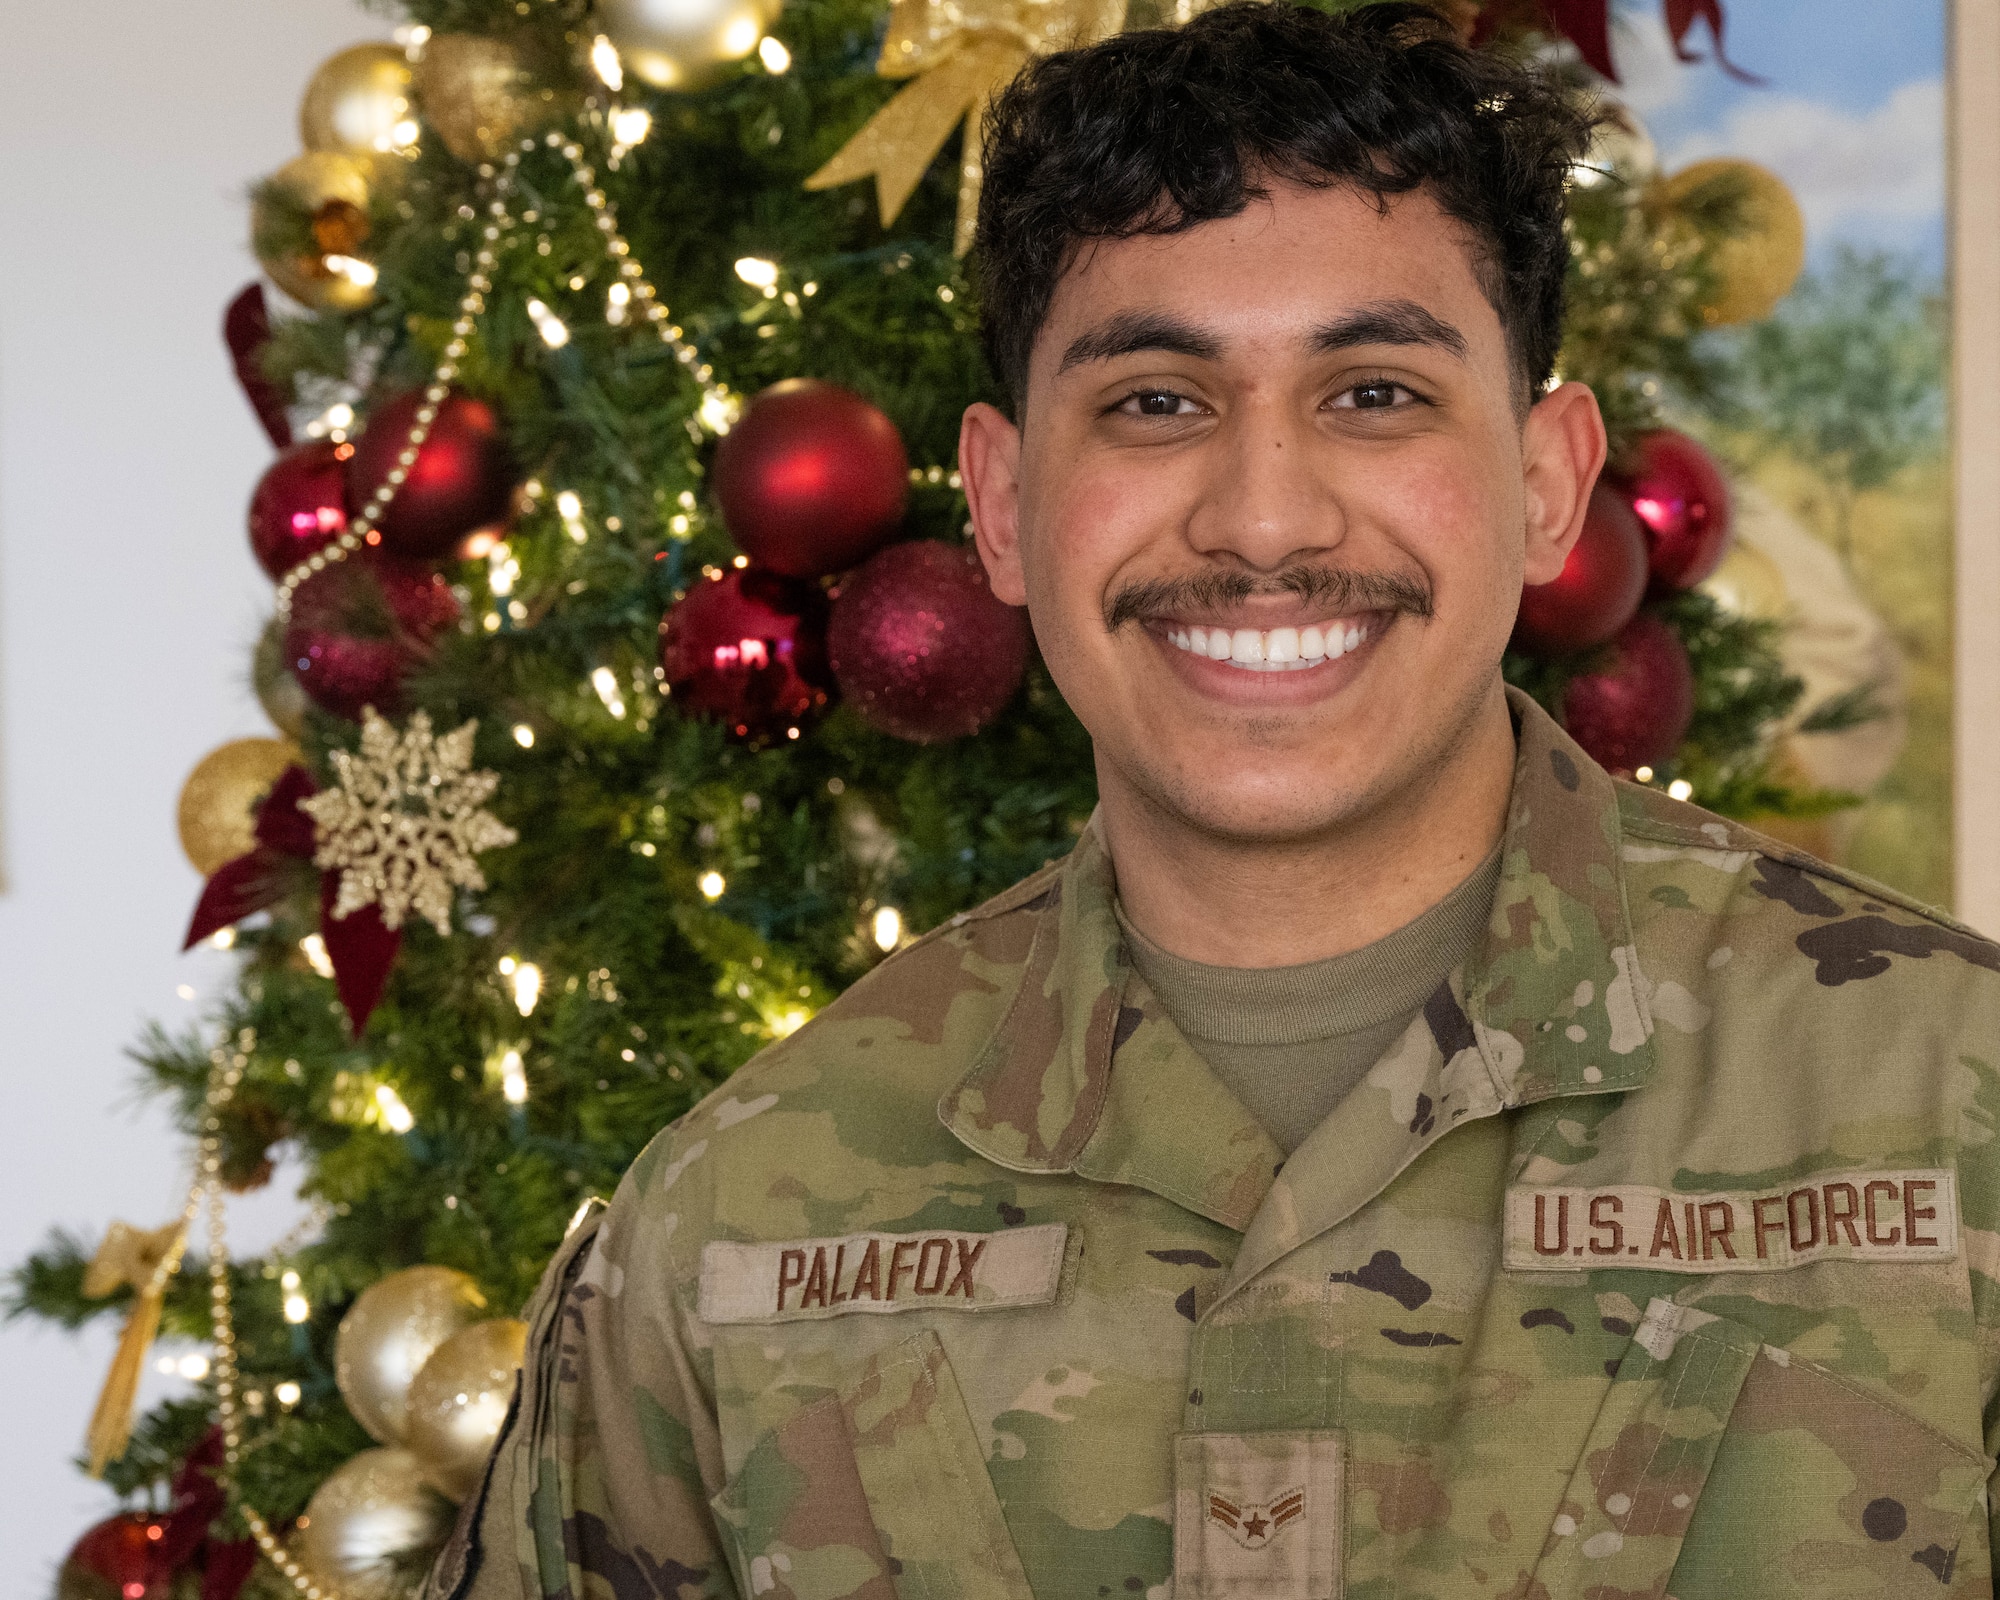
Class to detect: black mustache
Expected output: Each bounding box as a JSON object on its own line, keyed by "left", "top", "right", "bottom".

{"left": 1102, "top": 565, "right": 1435, "bottom": 632}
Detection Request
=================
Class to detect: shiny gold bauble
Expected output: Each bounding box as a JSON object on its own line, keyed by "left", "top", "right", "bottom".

{"left": 1663, "top": 158, "right": 1807, "bottom": 327}
{"left": 406, "top": 1318, "right": 528, "bottom": 1500}
{"left": 1699, "top": 539, "right": 1790, "bottom": 621}
{"left": 301, "top": 43, "right": 416, "bottom": 159}
{"left": 176, "top": 737, "right": 301, "bottom": 876}
{"left": 297, "top": 1448, "right": 454, "bottom": 1600}
{"left": 335, "top": 1266, "right": 489, "bottom": 1445}
{"left": 597, "top": 0, "right": 780, "bottom": 90}
{"left": 252, "top": 152, "right": 377, "bottom": 312}
{"left": 253, "top": 618, "right": 311, "bottom": 738}
{"left": 415, "top": 35, "right": 547, "bottom": 163}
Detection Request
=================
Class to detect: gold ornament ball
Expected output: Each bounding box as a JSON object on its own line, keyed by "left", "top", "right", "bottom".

{"left": 597, "top": 0, "right": 780, "bottom": 90}
{"left": 297, "top": 1448, "right": 454, "bottom": 1600}
{"left": 415, "top": 35, "right": 551, "bottom": 164}
{"left": 301, "top": 43, "right": 416, "bottom": 159}
{"left": 335, "top": 1266, "right": 489, "bottom": 1445}
{"left": 254, "top": 617, "right": 311, "bottom": 739}
{"left": 1664, "top": 157, "right": 1806, "bottom": 327}
{"left": 251, "top": 152, "right": 377, "bottom": 312}
{"left": 176, "top": 738, "right": 301, "bottom": 876}
{"left": 406, "top": 1318, "right": 528, "bottom": 1501}
{"left": 1699, "top": 540, "right": 1790, "bottom": 622}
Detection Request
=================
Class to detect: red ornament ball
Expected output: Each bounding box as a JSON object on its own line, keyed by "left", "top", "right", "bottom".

{"left": 1560, "top": 613, "right": 1696, "bottom": 775}
{"left": 712, "top": 379, "right": 909, "bottom": 578}
{"left": 60, "top": 1512, "right": 182, "bottom": 1600}
{"left": 1622, "top": 428, "right": 1733, "bottom": 593}
{"left": 248, "top": 440, "right": 349, "bottom": 580}
{"left": 828, "top": 541, "right": 1029, "bottom": 742}
{"left": 283, "top": 557, "right": 461, "bottom": 721}
{"left": 1513, "top": 484, "right": 1649, "bottom": 655}
{"left": 659, "top": 566, "right": 834, "bottom": 741}
{"left": 344, "top": 388, "right": 516, "bottom": 562}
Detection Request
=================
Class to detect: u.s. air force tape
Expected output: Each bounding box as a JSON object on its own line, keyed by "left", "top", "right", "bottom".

{"left": 1504, "top": 1169, "right": 1958, "bottom": 1273}
{"left": 698, "top": 1223, "right": 1068, "bottom": 1324}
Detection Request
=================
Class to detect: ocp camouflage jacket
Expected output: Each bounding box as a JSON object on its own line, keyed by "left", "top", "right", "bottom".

{"left": 430, "top": 689, "right": 2000, "bottom": 1600}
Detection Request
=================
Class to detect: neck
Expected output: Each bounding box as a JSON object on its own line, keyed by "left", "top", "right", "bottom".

{"left": 1100, "top": 682, "right": 1516, "bottom": 968}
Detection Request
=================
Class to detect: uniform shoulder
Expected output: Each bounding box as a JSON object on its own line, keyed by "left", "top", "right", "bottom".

{"left": 620, "top": 852, "right": 1072, "bottom": 1221}
{"left": 1615, "top": 776, "right": 1990, "bottom": 940}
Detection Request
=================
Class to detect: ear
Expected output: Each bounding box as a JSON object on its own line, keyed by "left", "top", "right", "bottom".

{"left": 1519, "top": 381, "right": 1608, "bottom": 585}
{"left": 960, "top": 402, "right": 1028, "bottom": 606}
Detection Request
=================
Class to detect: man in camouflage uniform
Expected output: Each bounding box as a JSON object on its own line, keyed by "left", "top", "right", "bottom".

{"left": 432, "top": 6, "right": 2000, "bottom": 1598}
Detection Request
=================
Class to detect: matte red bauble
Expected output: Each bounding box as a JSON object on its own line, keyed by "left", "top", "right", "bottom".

{"left": 1513, "top": 484, "right": 1649, "bottom": 655}
{"left": 248, "top": 440, "right": 349, "bottom": 579}
{"left": 1560, "top": 614, "right": 1696, "bottom": 775}
{"left": 1623, "top": 428, "right": 1733, "bottom": 593}
{"left": 60, "top": 1512, "right": 181, "bottom": 1600}
{"left": 283, "top": 558, "right": 461, "bottom": 721}
{"left": 712, "top": 380, "right": 909, "bottom": 578}
{"left": 344, "top": 388, "right": 516, "bottom": 562}
{"left": 659, "top": 567, "right": 834, "bottom": 741}
{"left": 828, "top": 541, "right": 1029, "bottom": 742}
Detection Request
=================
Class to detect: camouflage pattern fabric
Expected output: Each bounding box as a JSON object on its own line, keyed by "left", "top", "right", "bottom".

{"left": 429, "top": 689, "right": 2000, "bottom": 1600}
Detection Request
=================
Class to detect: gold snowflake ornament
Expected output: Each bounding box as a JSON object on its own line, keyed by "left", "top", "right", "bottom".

{"left": 300, "top": 709, "right": 519, "bottom": 936}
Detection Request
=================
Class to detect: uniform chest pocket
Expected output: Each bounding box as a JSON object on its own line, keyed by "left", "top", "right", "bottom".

{"left": 711, "top": 1329, "right": 1034, "bottom": 1600}
{"left": 1532, "top": 1298, "right": 1988, "bottom": 1600}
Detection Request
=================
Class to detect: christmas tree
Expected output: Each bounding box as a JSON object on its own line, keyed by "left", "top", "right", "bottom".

{"left": 10, "top": 0, "right": 1820, "bottom": 1593}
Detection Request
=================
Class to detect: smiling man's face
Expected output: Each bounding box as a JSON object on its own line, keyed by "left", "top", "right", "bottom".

{"left": 964, "top": 178, "right": 1600, "bottom": 850}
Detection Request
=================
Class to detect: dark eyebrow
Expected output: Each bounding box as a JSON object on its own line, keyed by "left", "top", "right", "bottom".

{"left": 1057, "top": 310, "right": 1222, "bottom": 374}
{"left": 1312, "top": 300, "right": 1468, "bottom": 360}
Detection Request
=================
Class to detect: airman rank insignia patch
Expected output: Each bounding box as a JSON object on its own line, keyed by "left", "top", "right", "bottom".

{"left": 1504, "top": 1169, "right": 1958, "bottom": 1272}
{"left": 697, "top": 1222, "right": 1067, "bottom": 1324}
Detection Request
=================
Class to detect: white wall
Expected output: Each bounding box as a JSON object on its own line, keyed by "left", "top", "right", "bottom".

{"left": 0, "top": 1, "right": 375, "bottom": 1587}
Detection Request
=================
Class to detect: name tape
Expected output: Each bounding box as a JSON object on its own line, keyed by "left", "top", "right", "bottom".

{"left": 698, "top": 1223, "right": 1068, "bottom": 1325}
{"left": 1504, "top": 1170, "right": 1958, "bottom": 1273}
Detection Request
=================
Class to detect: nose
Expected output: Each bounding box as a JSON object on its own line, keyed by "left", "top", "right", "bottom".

{"left": 1182, "top": 396, "right": 1345, "bottom": 571}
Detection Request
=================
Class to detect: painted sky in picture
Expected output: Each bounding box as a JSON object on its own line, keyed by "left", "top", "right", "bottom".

{"left": 1612, "top": 0, "right": 1945, "bottom": 272}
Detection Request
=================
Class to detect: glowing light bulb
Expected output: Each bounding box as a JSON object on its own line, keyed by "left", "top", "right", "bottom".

{"left": 591, "top": 666, "right": 627, "bottom": 719}
{"left": 759, "top": 35, "right": 792, "bottom": 72}
{"left": 699, "top": 387, "right": 741, "bottom": 435}
{"left": 773, "top": 1008, "right": 809, "bottom": 1037}
{"left": 283, "top": 1294, "right": 311, "bottom": 1324}
{"left": 323, "top": 254, "right": 378, "bottom": 288}
{"left": 177, "top": 1353, "right": 210, "bottom": 1380}
{"left": 208, "top": 926, "right": 236, "bottom": 951}
{"left": 609, "top": 106, "right": 652, "bottom": 148}
{"left": 733, "top": 256, "right": 779, "bottom": 290}
{"left": 512, "top": 962, "right": 543, "bottom": 1016}
{"left": 513, "top": 723, "right": 535, "bottom": 748}
{"left": 525, "top": 298, "right": 570, "bottom": 349}
{"left": 872, "top": 907, "right": 904, "bottom": 951}
{"left": 1668, "top": 779, "right": 1695, "bottom": 802}
{"left": 375, "top": 1083, "right": 415, "bottom": 1134}
{"left": 389, "top": 117, "right": 421, "bottom": 149}
{"left": 1634, "top": 766, "right": 1654, "bottom": 784}
{"left": 500, "top": 1049, "right": 529, "bottom": 1104}
{"left": 274, "top": 1380, "right": 302, "bottom": 1407}
{"left": 281, "top": 1269, "right": 301, "bottom": 1291}
{"left": 590, "top": 34, "right": 624, "bottom": 91}
{"left": 300, "top": 935, "right": 335, "bottom": 979}
{"left": 699, "top": 871, "right": 726, "bottom": 901}
{"left": 721, "top": 14, "right": 762, "bottom": 56}
{"left": 498, "top": 955, "right": 517, "bottom": 975}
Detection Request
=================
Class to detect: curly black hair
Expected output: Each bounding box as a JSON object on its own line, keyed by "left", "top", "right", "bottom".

{"left": 974, "top": 1, "right": 1595, "bottom": 411}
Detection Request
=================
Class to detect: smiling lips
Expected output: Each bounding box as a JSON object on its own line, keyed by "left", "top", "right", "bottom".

{"left": 1163, "top": 619, "right": 1372, "bottom": 672}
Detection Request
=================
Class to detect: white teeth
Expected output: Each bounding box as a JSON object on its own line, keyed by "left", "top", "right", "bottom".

{"left": 1162, "top": 619, "right": 1371, "bottom": 671}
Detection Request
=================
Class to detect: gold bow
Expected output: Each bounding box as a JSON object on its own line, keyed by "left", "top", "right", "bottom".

{"left": 806, "top": 0, "right": 1128, "bottom": 254}
{"left": 83, "top": 1219, "right": 189, "bottom": 1476}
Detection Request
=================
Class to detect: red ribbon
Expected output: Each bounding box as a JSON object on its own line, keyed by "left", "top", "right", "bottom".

{"left": 182, "top": 764, "right": 400, "bottom": 1034}
{"left": 1472, "top": 0, "right": 1756, "bottom": 86}
{"left": 223, "top": 284, "right": 293, "bottom": 451}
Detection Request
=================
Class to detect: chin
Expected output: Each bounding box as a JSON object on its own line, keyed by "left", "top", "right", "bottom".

{"left": 1124, "top": 759, "right": 1385, "bottom": 849}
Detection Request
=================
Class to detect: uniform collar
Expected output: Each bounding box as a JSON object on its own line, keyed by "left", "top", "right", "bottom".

{"left": 938, "top": 688, "right": 1655, "bottom": 1233}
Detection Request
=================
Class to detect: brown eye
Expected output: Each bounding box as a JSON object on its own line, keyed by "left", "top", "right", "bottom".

{"left": 1132, "top": 391, "right": 1187, "bottom": 416}
{"left": 1351, "top": 382, "right": 1402, "bottom": 409}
